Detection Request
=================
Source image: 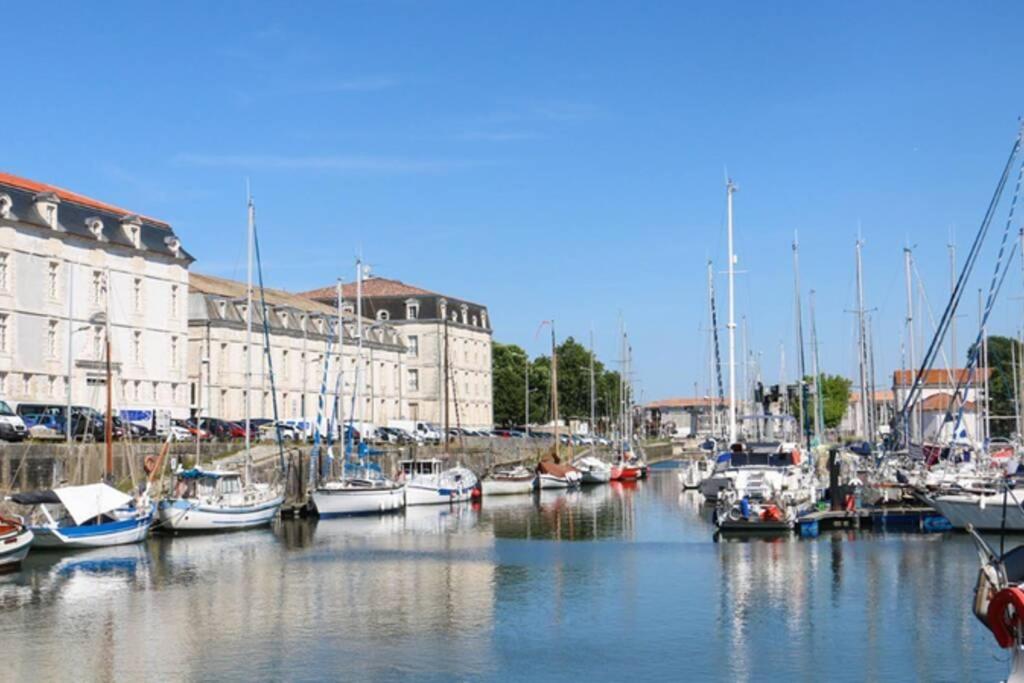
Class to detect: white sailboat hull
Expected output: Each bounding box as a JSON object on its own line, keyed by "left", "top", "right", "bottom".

{"left": 158, "top": 495, "right": 284, "bottom": 531}
{"left": 482, "top": 477, "right": 535, "bottom": 496}
{"left": 538, "top": 472, "right": 581, "bottom": 489}
{"left": 926, "top": 493, "right": 1024, "bottom": 531}
{"left": 313, "top": 485, "right": 405, "bottom": 516}
{"left": 32, "top": 505, "right": 155, "bottom": 548}
{"left": 0, "top": 527, "right": 32, "bottom": 567}
{"left": 405, "top": 483, "right": 475, "bottom": 506}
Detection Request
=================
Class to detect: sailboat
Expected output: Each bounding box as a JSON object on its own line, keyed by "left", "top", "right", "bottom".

{"left": 312, "top": 263, "right": 405, "bottom": 516}
{"left": 401, "top": 311, "right": 479, "bottom": 505}
{"left": 12, "top": 271, "right": 155, "bottom": 548}
{"left": 0, "top": 515, "right": 33, "bottom": 569}
{"left": 481, "top": 465, "right": 536, "bottom": 495}
{"left": 158, "top": 192, "right": 283, "bottom": 531}
{"left": 536, "top": 320, "right": 582, "bottom": 489}
{"left": 610, "top": 324, "right": 643, "bottom": 481}
{"left": 573, "top": 330, "right": 611, "bottom": 484}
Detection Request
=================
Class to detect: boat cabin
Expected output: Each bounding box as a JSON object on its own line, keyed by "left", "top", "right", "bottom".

{"left": 399, "top": 459, "right": 442, "bottom": 477}
{"left": 173, "top": 469, "right": 243, "bottom": 499}
{"left": 729, "top": 443, "right": 801, "bottom": 468}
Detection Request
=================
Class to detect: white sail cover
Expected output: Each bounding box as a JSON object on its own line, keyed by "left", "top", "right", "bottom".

{"left": 54, "top": 484, "right": 133, "bottom": 525}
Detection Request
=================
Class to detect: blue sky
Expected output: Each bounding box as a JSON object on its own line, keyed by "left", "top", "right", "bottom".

{"left": 5, "top": 1, "right": 1024, "bottom": 401}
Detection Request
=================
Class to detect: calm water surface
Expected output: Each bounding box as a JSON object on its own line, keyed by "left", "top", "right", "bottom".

{"left": 0, "top": 466, "right": 1009, "bottom": 682}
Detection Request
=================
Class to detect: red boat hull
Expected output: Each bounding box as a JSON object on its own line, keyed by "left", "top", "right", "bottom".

{"left": 611, "top": 466, "right": 640, "bottom": 481}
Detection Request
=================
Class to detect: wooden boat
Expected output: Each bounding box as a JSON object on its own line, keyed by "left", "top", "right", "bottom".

{"left": 536, "top": 460, "right": 581, "bottom": 489}
{"left": 0, "top": 515, "right": 33, "bottom": 569}
{"left": 482, "top": 466, "right": 536, "bottom": 496}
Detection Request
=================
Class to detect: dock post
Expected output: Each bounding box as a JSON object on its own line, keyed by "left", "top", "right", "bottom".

{"left": 828, "top": 447, "right": 841, "bottom": 511}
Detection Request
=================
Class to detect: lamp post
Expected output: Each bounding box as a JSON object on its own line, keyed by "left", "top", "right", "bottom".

{"left": 66, "top": 311, "right": 107, "bottom": 444}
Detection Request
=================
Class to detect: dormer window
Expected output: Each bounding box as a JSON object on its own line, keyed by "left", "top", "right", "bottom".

{"left": 460, "top": 304, "right": 468, "bottom": 325}
{"left": 376, "top": 310, "right": 390, "bottom": 321}
{"left": 33, "top": 191, "right": 60, "bottom": 229}
{"left": 406, "top": 299, "right": 420, "bottom": 320}
{"left": 120, "top": 215, "right": 142, "bottom": 248}
{"left": 0, "top": 194, "right": 12, "bottom": 219}
{"left": 472, "top": 315, "right": 478, "bottom": 327}
{"left": 438, "top": 298, "right": 447, "bottom": 320}
{"left": 216, "top": 300, "right": 227, "bottom": 318}
{"left": 278, "top": 310, "right": 289, "bottom": 328}
{"left": 481, "top": 311, "right": 488, "bottom": 328}
{"left": 86, "top": 217, "right": 105, "bottom": 241}
{"left": 342, "top": 302, "right": 355, "bottom": 315}
{"left": 164, "top": 235, "right": 181, "bottom": 258}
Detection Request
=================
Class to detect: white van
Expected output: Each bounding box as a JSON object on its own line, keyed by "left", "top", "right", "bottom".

{"left": 388, "top": 420, "right": 442, "bottom": 444}
{"left": 0, "top": 400, "right": 28, "bottom": 442}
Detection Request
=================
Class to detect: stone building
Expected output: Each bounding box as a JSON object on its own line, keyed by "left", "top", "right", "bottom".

{"left": 0, "top": 173, "right": 192, "bottom": 422}
{"left": 301, "top": 276, "right": 493, "bottom": 430}
{"left": 188, "top": 273, "right": 406, "bottom": 429}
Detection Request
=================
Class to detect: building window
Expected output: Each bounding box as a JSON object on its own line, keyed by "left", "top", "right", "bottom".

{"left": 92, "top": 270, "right": 104, "bottom": 305}
{"left": 48, "top": 375, "right": 56, "bottom": 397}
{"left": 22, "top": 374, "right": 31, "bottom": 397}
{"left": 171, "top": 284, "right": 179, "bottom": 317}
{"left": 281, "top": 350, "right": 289, "bottom": 380}
{"left": 0, "top": 314, "right": 8, "bottom": 353}
{"left": 48, "top": 261, "right": 59, "bottom": 300}
{"left": 171, "top": 336, "right": 179, "bottom": 369}
{"left": 133, "top": 380, "right": 141, "bottom": 401}
{"left": 408, "top": 369, "right": 419, "bottom": 392}
{"left": 376, "top": 309, "right": 390, "bottom": 321}
{"left": 406, "top": 300, "right": 419, "bottom": 320}
{"left": 0, "top": 252, "right": 8, "bottom": 291}
{"left": 133, "top": 331, "right": 142, "bottom": 364}
{"left": 133, "top": 278, "right": 142, "bottom": 312}
{"left": 460, "top": 305, "right": 468, "bottom": 324}
{"left": 408, "top": 335, "right": 419, "bottom": 358}
{"left": 47, "top": 320, "right": 58, "bottom": 357}
{"left": 93, "top": 326, "right": 103, "bottom": 359}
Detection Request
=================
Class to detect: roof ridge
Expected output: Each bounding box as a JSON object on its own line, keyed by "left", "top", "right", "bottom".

{"left": 0, "top": 171, "right": 169, "bottom": 227}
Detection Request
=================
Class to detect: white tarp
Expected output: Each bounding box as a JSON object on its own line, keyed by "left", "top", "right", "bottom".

{"left": 54, "top": 483, "right": 133, "bottom": 525}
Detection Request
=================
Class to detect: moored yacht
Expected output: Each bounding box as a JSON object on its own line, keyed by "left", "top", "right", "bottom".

{"left": 12, "top": 483, "right": 154, "bottom": 548}
{"left": 572, "top": 456, "right": 611, "bottom": 484}
{"left": 158, "top": 468, "right": 284, "bottom": 531}
{"left": 400, "top": 459, "right": 478, "bottom": 505}
{"left": 0, "top": 515, "right": 33, "bottom": 569}
{"left": 481, "top": 465, "right": 536, "bottom": 496}
{"left": 713, "top": 441, "right": 818, "bottom": 532}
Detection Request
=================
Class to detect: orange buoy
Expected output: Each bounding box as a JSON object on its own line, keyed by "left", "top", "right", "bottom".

{"left": 987, "top": 586, "right": 1024, "bottom": 648}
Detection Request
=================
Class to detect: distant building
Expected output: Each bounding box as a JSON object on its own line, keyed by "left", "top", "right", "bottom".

{"left": 645, "top": 397, "right": 727, "bottom": 437}
{"left": 839, "top": 390, "right": 896, "bottom": 438}
{"left": 891, "top": 368, "right": 990, "bottom": 442}
{"left": 0, "top": 173, "right": 192, "bottom": 421}
{"left": 301, "top": 276, "right": 493, "bottom": 430}
{"left": 188, "top": 273, "right": 406, "bottom": 428}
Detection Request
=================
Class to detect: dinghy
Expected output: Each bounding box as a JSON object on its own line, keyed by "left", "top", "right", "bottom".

{"left": 481, "top": 466, "right": 536, "bottom": 496}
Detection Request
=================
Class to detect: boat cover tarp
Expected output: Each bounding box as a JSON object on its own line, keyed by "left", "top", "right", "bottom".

{"left": 176, "top": 468, "right": 230, "bottom": 480}
{"left": 54, "top": 484, "right": 133, "bottom": 525}
{"left": 10, "top": 490, "right": 61, "bottom": 506}
{"left": 537, "top": 461, "right": 576, "bottom": 477}
{"left": 17, "top": 483, "right": 134, "bottom": 528}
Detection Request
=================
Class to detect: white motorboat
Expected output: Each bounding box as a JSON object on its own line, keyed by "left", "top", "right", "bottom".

{"left": 13, "top": 483, "right": 154, "bottom": 548}
{"left": 572, "top": 456, "right": 611, "bottom": 484}
{"left": 713, "top": 442, "right": 819, "bottom": 532}
{"left": 0, "top": 516, "right": 33, "bottom": 569}
{"left": 158, "top": 469, "right": 284, "bottom": 531}
{"left": 400, "top": 459, "right": 478, "bottom": 506}
{"left": 536, "top": 461, "right": 582, "bottom": 489}
{"left": 924, "top": 489, "right": 1024, "bottom": 531}
{"left": 313, "top": 476, "right": 405, "bottom": 516}
{"left": 679, "top": 457, "right": 715, "bottom": 490}
{"left": 481, "top": 466, "right": 536, "bottom": 496}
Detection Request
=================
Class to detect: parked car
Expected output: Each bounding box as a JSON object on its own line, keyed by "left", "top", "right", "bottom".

{"left": 257, "top": 421, "right": 301, "bottom": 442}
{"left": 377, "top": 426, "right": 412, "bottom": 444}
{"left": 168, "top": 423, "right": 193, "bottom": 441}
{"left": 174, "top": 418, "right": 210, "bottom": 441}
{"left": 0, "top": 400, "right": 26, "bottom": 442}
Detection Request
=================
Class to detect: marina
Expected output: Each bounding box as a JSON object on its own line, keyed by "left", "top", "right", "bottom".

{"left": 0, "top": 466, "right": 1009, "bottom": 682}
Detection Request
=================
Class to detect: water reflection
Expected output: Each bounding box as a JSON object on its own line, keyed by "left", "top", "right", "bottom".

{"left": 0, "top": 472, "right": 1009, "bottom": 682}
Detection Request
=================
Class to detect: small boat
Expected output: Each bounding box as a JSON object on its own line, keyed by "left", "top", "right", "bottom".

{"left": 679, "top": 457, "right": 715, "bottom": 490}
{"left": 313, "top": 476, "right": 405, "bottom": 516}
{"left": 968, "top": 527, "right": 1024, "bottom": 682}
{"left": 158, "top": 468, "right": 284, "bottom": 531}
{"left": 400, "top": 459, "right": 478, "bottom": 506}
{"left": 0, "top": 515, "right": 33, "bottom": 569}
{"left": 482, "top": 466, "right": 536, "bottom": 496}
{"left": 572, "top": 456, "right": 611, "bottom": 484}
{"left": 536, "top": 460, "right": 582, "bottom": 489}
{"left": 12, "top": 483, "right": 154, "bottom": 549}
{"left": 610, "top": 458, "right": 641, "bottom": 481}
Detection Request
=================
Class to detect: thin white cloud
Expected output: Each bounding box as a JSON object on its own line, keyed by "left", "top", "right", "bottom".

{"left": 172, "top": 153, "right": 486, "bottom": 174}
{"left": 459, "top": 130, "right": 542, "bottom": 142}
{"left": 302, "top": 77, "right": 399, "bottom": 93}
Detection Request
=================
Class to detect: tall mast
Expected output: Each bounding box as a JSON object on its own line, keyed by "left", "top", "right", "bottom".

{"left": 356, "top": 258, "right": 364, "bottom": 443}
{"left": 524, "top": 355, "right": 530, "bottom": 437}
{"left": 855, "top": 238, "right": 870, "bottom": 441}
{"left": 980, "top": 288, "right": 990, "bottom": 444}
{"left": 104, "top": 268, "right": 112, "bottom": 481}
{"left": 903, "top": 247, "right": 916, "bottom": 445}
{"left": 589, "top": 327, "right": 595, "bottom": 438}
{"left": 707, "top": 260, "right": 717, "bottom": 436}
{"left": 792, "top": 232, "right": 808, "bottom": 447}
{"left": 726, "top": 179, "right": 738, "bottom": 445}
{"left": 809, "top": 289, "right": 824, "bottom": 442}
{"left": 335, "top": 279, "right": 342, "bottom": 444}
{"left": 949, "top": 240, "right": 957, "bottom": 368}
{"left": 443, "top": 315, "right": 449, "bottom": 456}
{"left": 551, "top": 320, "right": 559, "bottom": 462}
{"left": 244, "top": 189, "right": 254, "bottom": 484}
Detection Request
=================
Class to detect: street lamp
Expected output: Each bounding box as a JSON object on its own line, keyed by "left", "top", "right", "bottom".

{"left": 66, "top": 311, "right": 107, "bottom": 444}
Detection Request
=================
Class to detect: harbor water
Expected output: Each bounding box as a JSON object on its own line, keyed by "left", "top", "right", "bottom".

{"left": 0, "top": 465, "right": 1007, "bottom": 682}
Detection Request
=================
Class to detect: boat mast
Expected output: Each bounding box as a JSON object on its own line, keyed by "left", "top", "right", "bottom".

{"left": 589, "top": 327, "right": 595, "bottom": 440}
{"left": 726, "top": 179, "right": 738, "bottom": 445}
{"left": 524, "top": 356, "right": 530, "bottom": 438}
{"left": 949, "top": 238, "right": 957, "bottom": 368}
{"left": 855, "top": 238, "right": 871, "bottom": 441}
{"left": 707, "top": 260, "right": 717, "bottom": 436}
{"left": 551, "top": 320, "right": 559, "bottom": 462}
{"left": 244, "top": 189, "right": 254, "bottom": 485}
{"left": 443, "top": 314, "right": 449, "bottom": 457}
{"left": 792, "top": 232, "right": 808, "bottom": 447}
{"left": 104, "top": 268, "right": 113, "bottom": 482}
{"left": 903, "top": 247, "right": 916, "bottom": 446}
{"left": 809, "top": 289, "right": 824, "bottom": 442}
{"left": 356, "top": 258, "right": 364, "bottom": 462}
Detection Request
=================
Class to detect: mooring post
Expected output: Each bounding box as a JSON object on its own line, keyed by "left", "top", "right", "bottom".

{"left": 828, "top": 447, "right": 841, "bottom": 511}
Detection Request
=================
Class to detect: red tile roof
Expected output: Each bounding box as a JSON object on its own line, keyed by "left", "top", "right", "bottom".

{"left": 0, "top": 172, "right": 169, "bottom": 227}
{"left": 849, "top": 390, "right": 895, "bottom": 403}
{"left": 646, "top": 397, "right": 728, "bottom": 409}
{"left": 892, "top": 368, "right": 991, "bottom": 387}
{"left": 919, "top": 392, "right": 976, "bottom": 412}
{"left": 301, "top": 276, "right": 436, "bottom": 301}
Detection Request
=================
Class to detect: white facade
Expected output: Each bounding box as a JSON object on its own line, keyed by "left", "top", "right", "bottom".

{"left": 188, "top": 273, "right": 408, "bottom": 429}
{"left": 0, "top": 175, "right": 191, "bottom": 420}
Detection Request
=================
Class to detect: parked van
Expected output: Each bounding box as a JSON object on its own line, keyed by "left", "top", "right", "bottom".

{"left": 0, "top": 399, "right": 27, "bottom": 442}
{"left": 388, "top": 420, "right": 442, "bottom": 443}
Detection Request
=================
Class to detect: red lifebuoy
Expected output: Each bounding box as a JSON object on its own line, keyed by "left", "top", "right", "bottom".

{"left": 987, "top": 586, "right": 1024, "bottom": 648}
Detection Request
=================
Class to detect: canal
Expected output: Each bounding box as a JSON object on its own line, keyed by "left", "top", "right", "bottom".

{"left": 0, "top": 465, "right": 1006, "bottom": 681}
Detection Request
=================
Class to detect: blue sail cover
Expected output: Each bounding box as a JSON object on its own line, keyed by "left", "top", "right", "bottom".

{"left": 176, "top": 468, "right": 227, "bottom": 480}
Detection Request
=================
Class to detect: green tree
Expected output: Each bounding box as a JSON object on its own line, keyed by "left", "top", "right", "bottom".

{"left": 793, "top": 373, "right": 851, "bottom": 430}
{"left": 983, "top": 335, "right": 1020, "bottom": 439}
{"left": 491, "top": 342, "right": 528, "bottom": 426}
